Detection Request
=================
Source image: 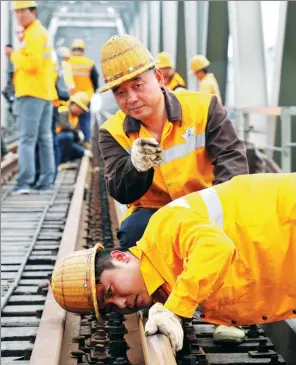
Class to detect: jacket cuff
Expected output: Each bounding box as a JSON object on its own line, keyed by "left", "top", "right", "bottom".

{"left": 164, "top": 294, "right": 198, "bottom": 318}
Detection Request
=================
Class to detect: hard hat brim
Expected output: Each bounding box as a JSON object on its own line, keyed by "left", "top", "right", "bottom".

{"left": 99, "top": 60, "right": 157, "bottom": 93}
{"left": 71, "top": 99, "right": 89, "bottom": 112}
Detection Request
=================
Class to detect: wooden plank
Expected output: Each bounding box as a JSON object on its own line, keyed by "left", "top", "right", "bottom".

{"left": 1, "top": 327, "right": 38, "bottom": 340}
{"left": 15, "top": 286, "right": 39, "bottom": 295}
{"left": 22, "top": 271, "right": 52, "bottom": 278}
{"left": 138, "top": 313, "right": 177, "bottom": 365}
{"left": 2, "top": 305, "right": 44, "bottom": 315}
{"left": 1, "top": 359, "right": 30, "bottom": 365}
{"left": 206, "top": 353, "right": 285, "bottom": 364}
{"left": 19, "top": 279, "right": 49, "bottom": 286}
{"left": 8, "top": 295, "right": 46, "bottom": 304}
{"left": 1, "top": 341, "right": 31, "bottom": 356}
{"left": 1, "top": 317, "right": 40, "bottom": 327}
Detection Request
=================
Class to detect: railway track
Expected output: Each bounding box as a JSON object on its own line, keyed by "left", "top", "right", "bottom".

{"left": 0, "top": 122, "right": 291, "bottom": 365}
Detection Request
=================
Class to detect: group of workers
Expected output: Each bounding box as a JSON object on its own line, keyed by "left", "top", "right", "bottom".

{"left": 51, "top": 33, "right": 296, "bottom": 353}
{"left": 4, "top": 1, "right": 99, "bottom": 194}
{"left": 4, "top": 0, "right": 294, "bottom": 355}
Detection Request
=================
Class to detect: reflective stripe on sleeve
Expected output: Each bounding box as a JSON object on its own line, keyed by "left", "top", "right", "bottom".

{"left": 199, "top": 187, "right": 224, "bottom": 228}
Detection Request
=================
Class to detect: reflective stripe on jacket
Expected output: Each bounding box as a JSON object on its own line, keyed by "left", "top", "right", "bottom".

{"left": 130, "top": 173, "right": 296, "bottom": 325}
{"left": 11, "top": 20, "right": 56, "bottom": 101}
{"left": 199, "top": 73, "right": 222, "bottom": 103}
{"left": 101, "top": 91, "right": 214, "bottom": 216}
{"left": 167, "top": 72, "right": 186, "bottom": 91}
{"left": 68, "top": 56, "right": 95, "bottom": 98}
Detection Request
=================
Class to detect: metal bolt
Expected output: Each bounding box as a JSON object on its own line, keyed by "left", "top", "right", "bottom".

{"left": 231, "top": 320, "right": 237, "bottom": 325}
{"left": 262, "top": 315, "right": 268, "bottom": 320}
{"left": 247, "top": 325, "right": 259, "bottom": 338}
{"left": 72, "top": 335, "right": 86, "bottom": 346}
{"left": 71, "top": 350, "right": 85, "bottom": 362}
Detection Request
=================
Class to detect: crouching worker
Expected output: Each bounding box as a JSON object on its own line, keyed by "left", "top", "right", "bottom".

{"left": 51, "top": 173, "right": 296, "bottom": 354}
{"left": 56, "top": 92, "right": 92, "bottom": 167}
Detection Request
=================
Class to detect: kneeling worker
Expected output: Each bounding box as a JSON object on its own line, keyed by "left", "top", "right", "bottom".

{"left": 51, "top": 173, "right": 296, "bottom": 353}
{"left": 56, "top": 92, "right": 92, "bottom": 167}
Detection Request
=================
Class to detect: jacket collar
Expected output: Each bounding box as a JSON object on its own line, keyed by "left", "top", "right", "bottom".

{"left": 123, "top": 87, "right": 182, "bottom": 135}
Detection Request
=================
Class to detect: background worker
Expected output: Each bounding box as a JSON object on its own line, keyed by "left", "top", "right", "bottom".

{"left": 155, "top": 51, "right": 186, "bottom": 91}
{"left": 5, "top": 1, "right": 55, "bottom": 194}
{"left": 51, "top": 173, "right": 296, "bottom": 353}
{"left": 68, "top": 39, "right": 99, "bottom": 146}
{"left": 98, "top": 35, "right": 248, "bottom": 344}
{"left": 56, "top": 92, "right": 92, "bottom": 168}
{"left": 190, "top": 55, "right": 222, "bottom": 103}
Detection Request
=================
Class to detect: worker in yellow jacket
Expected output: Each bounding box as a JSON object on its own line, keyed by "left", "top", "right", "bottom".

{"left": 156, "top": 52, "right": 186, "bottom": 91}
{"left": 6, "top": 1, "right": 56, "bottom": 194}
{"left": 98, "top": 34, "right": 248, "bottom": 344}
{"left": 190, "top": 55, "right": 222, "bottom": 103}
{"left": 56, "top": 92, "right": 92, "bottom": 167}
{"left": 51, "top": 173, "right": 296, "bottom": 353}
{"left": 68, "top": 39, "right": 99, "bottom": 145}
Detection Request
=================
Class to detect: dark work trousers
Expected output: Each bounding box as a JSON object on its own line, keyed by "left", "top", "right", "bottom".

{"left": 1, "top": 136, "right": 8, "bottom": 158}
{"left": 117, "top": 208, "right": 158, "bottom": 250}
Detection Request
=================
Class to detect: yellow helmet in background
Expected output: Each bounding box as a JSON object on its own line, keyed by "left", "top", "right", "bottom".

{"left": 50, "top": 243, "right": 104, "bottom": 320}
{"left": 72, "top": 39, "right": 85, "bottom": 50}
{"left": 156, "top": 51, "right": 174, "bottom": 69}
{"left": 58, "top": 47, "right": 71, "bottom": 59}
{"left": 12, "top": 1, "right": 37, "bottom": 10}
{"left": 190, "top": 55, "right": 210, "bottom": 74}
{"left": 100, "top": 34, "right": 157, "bottom": 93}
{"left": 70, "top": 92, "right": 90, "bottom": 112}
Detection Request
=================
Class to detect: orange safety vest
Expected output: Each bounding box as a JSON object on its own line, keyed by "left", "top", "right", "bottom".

{"left": 56, "top": 105, "right": 79, "bottom": 134}
{"left": 166, "top": 72, "right": 186, "bottom": 91}
{"left": 100, "top": 91, "right": 214, "bottom": 217}
{"left": 130, "top": 173, "right": 296, "bottom": 325}
{"left": 68, "top": 56, "right": 95, "bottom": 98}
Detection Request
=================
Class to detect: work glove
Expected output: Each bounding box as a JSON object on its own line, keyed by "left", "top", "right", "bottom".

{"left": 76, "top": 129, "right": 85, "bottom": 143}
{"left": 145, "top": 303, "right": 183, "bottom": 354}
{"left": 131, "top": 137, "right": 163, "bottom": 172}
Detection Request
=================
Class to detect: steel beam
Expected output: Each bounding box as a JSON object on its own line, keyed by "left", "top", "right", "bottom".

{"left": 206, "top": 1, "right": 229, "bottom": 104}
{"left": 162, "top": 1, "right": 178, "bottom": 62}
{"left": 176, "top": 0, "right": 187, "bottom": 85}
{"left": 228, "top": 1, "right": 268, "bottom": 145}
{"left": 149, "top": 1, "right": 160, "bottom": 56}
{"left": 272, "top": 2, "right": 296, "bottom": 171}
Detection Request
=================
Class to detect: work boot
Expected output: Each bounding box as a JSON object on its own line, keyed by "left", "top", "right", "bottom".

{"left": 213, "top": 325, "right": 245, "bottom": 344}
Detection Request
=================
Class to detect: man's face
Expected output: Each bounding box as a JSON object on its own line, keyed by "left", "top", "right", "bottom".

{"left": 160, "top": 67, "right": 174, "bottom": 85}
{"left": 97, "top": 251, "right": 153, "bottom": 313}
{"left": 112, "top": 69, "right": 164, "bottom": 120}
{"left": 15, "top": 8, "right": 35, "bottom": 28}
{"left": 70, "top": 103, "right": 84, "bottom": 116}
{"left": 195, "top": 70, "right": 204, "bottom": 81}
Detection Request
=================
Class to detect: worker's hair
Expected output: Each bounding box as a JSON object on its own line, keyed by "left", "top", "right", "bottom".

{"left": 95, "top": 248, "right": 128, "bottom": 283}
{"left": 72, "top": 47, "right": 84, "bottom": 52}
{"left": 28, "top": 7, "right": 37, "bottom": 14}
{"left": 202, "top": 68, "right": 208, "bottom": 74}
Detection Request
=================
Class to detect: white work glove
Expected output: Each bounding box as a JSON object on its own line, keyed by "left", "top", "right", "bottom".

{"left": 145, "top": 303, "right": 183, "bottom": 354}
{"left": 77, "top": 130, "right": 85, "bottom": 143}
{"left": 131, "top": 137, "right": 164, "bottom": 172}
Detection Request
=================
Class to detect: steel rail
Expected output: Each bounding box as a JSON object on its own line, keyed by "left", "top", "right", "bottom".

{"left": 30, "top": 156, "right": 90, "bottom": 365}
{"left": 1, "top": 172, "right": 66, "bottom": 311}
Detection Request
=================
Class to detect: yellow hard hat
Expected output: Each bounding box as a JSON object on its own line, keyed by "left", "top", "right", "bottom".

{"left": 72, "top": 39, "right": 85, "bottom": 50}
{"left": 70, "top": 92, "right": 89, "bottom": 112}
{"left": 156, "top": 51, "right": 174, "bottom": 69}
{"left": 100, "top": 34, "right": 157, "bottom": 93}
{"left": 58, "top": 47, "right": 71, "bottom": 59}
{"left": 51, "top": 243, "right": 104, "bottom": 320}
{"left": 190, "top": 55, "right": 210, "bottom": 74}
{"left": 12, "top": 1, "right": 37, "bottom": 10}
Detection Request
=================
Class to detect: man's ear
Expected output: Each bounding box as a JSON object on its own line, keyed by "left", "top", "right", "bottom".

{"left": 111, "top": 250, "right": 130, "bottom": 263}
{"left": 155, "top": 68, "right": 164, "bottom": 88}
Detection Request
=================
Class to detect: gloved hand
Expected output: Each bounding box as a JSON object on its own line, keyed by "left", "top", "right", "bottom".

{"left": 77, "top": 129, "right": 85, "bottom": 143}
{"left": 131, "top": 137, "right": 163, "bottom": 172}
{"left": 145, "top": 303, "right": 183, "bottom": 354}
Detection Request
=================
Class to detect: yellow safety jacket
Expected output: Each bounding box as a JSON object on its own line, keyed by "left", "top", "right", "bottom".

{"left": 199, "top": 73, "right": 222, "bottom": 103}
{"left": 68, "top": 56, "right": 95, "bottom": 98}
{"left": 166, "top": 72, "right": 186, "bottom": 91}
{"left": 11, "top": 20, "right": 56, "bottom": 101}
{"left": 130, "top": 173, "right": 296, "bottom": 325}
{"left": 101, "top": 91, "right": 214, "bottom": 217}
{"left": 56, "top": 105, "right": 78, "bottom": 134}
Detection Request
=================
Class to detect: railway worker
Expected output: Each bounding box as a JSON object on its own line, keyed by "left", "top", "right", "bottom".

{"left": 190, "top": 55, "right": 222, "bottom": 103}
{"left": 6, "top": 0, "right": 56, "bottom": 194}
{"left": 98, "top": 34, "right": 248, "bottom": 344}
{"left": 56, "top": 92, "right": 92, "bottom": 167}
{"left": 51, "top": 172, "right": 296, "bottom": 354}
{"left": 155, "top": 52, "right": 186, "bottom": 91}
{"left": 68, "top": 39, "right": 99, "bottom": 147}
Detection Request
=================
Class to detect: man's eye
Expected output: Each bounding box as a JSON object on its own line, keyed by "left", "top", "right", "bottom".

{"left": 135, "top": 83, "right": 144, "bottom": 89}
{"left": 106, "top": 286, "right": 113, "bottom": 298}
